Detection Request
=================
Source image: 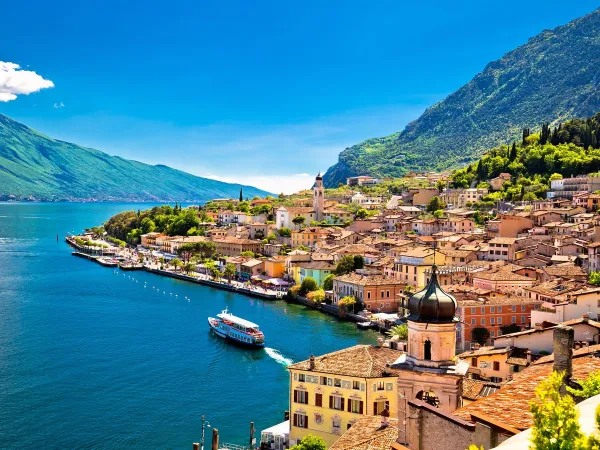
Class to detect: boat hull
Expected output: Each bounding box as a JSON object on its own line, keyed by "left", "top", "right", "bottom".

{"left": 208, "top": 317, "right": 265, "bottom": 348}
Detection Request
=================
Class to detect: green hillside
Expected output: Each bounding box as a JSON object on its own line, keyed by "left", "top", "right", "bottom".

{"left": 323, "top": 7, "right": 600, "bottom": 187}
{"left": 0, "top": 113, "right": 270, "bottom": 201}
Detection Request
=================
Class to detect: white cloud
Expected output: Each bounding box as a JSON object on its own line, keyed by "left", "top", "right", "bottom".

{"left": 0, "top": 61, "right": 54, "bottom": 102}
{"left": 53, "top": 101, "right": 65, "bottom": 109}
{"left": 203, "top": 172, "right": 326, "bottom": 195}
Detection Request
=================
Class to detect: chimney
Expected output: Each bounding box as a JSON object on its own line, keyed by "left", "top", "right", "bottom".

{"left": 526, "top": 350, "right": 532, "bottom": 364}
{"left": 553, "top": 325, "right": 574, "bottom": 380}
{"left": 212, "top": 429, "right": 219, "bottom": 450}
{"left": 309, "top": 355, "right": 315, "bottom": 370}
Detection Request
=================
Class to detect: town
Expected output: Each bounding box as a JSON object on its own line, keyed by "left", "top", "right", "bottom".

{"left": 68, "top": 169, "right": 600, "bottom": 450}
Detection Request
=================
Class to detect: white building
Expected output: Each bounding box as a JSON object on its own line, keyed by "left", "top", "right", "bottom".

{"left": 530, "top": 287, "right": 600, "bottom": 326}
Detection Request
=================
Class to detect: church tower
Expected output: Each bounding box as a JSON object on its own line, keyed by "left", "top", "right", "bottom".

{"left": 313, "top": 173, "right": 325, "bottom": 221}
{"left": 393, "top": 263, "right": 466, "bottom": 446}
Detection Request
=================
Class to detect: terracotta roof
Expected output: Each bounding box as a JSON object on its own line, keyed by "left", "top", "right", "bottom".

{"left": 472, "top": 270, "right": 533, "bottom": 282}
{"left": 461, "top": 379, "right": 502, "bottom": 401}
{"left": 330, "top": 417, "right": 399, "bottom": 450}
{"left": 298, "top": 261, "right": 336, "bottom": 270}
{"left": 544, "top": 265, "right": 587, "bottom": 278}
{"left": 287, "top": 345, "right": 402, "bottom": 378}
{"left": 458, "top": 346, "right": 510, "bottom": 358}
{"left": 334, "top": 273, "right": 405, "bottom": 287}
{"left": 453, "top": 355, "right": 600, "bottom": 430}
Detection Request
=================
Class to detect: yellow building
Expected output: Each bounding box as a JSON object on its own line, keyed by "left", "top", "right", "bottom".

{"left": 291, "top": 227, "right": 334, "bottom": 248}
{"left": 393, "top": 247, "right": 447, "bottom": 288}
{"left": 287, "top": 345, "right": 402, "bottom": 447}
{"left": 264, "top": 258, "right": 286, "bottom": 278}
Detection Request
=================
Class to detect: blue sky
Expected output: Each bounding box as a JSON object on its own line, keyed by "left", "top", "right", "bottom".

{"left": 1, "top": 0, "right": 598, "bottom": 193}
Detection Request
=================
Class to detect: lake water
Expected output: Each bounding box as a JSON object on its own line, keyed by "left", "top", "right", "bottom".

{"left": 0, "top": 203, "right": 377, "bottom": 449}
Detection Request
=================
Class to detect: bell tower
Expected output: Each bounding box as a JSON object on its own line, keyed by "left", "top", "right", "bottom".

{"left": 313, "top": 173, "right": 325, "bottom": 221}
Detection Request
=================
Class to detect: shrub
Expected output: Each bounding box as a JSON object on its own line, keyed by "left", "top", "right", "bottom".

{"left": 300, "top": 277, "right": 318, "bottom": 296}
{"left": 307, "top": 289, "right": 325, "bottom": 304}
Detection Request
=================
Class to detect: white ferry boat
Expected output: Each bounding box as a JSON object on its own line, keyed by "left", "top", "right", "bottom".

{"left": 208, "top": 308, "right": 265, "bottom": 347}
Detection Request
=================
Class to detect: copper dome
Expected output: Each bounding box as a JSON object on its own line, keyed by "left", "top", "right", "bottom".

{"left": 407, "top": 265, "right": 457, "bottom": 323}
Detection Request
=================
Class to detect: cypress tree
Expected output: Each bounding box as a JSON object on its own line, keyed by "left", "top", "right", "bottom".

{"left": 509, "top": 142, "right": 517, "bottom": 160}
{"left": 239, "top": 188, "right": 243, "bottom": 202}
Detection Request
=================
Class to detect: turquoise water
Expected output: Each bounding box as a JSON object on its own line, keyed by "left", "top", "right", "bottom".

{"left": 0, "top": 203, "right": 377, "bottom": 449}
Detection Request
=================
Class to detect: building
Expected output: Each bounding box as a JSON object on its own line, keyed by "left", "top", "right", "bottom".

{"left": 440, "top": 188, "right": 488, "bottom": 208}
{"left": 332, "top": 273, "right": 406, "bottom": 313}
{"left": 486, "top": 237, "right": 529, "bottom": 261}
{"left": 392, "top": 264, "right": 468, "bottom": 445}
{"left": 392, "top": 247, "right": 447, "bottom": 288}
{"left": 486, "top": 214, "right": 533, "bottom": 238}
{"left": 212, "top": 237, "right": 262, "bottom": 256}
{"left": 346, "top": 176, "right": 382, "bottom": 187}
{"left": 329, "top": 416, "right": 398, "bottom": 450}
{"left": 140, "top": 232, "right": 164, "bottom": 248}
{"left": 291, "top": 227, "right": 335, "bottom": 248}
{"left": 298, "top": 261, "right": 336, "bottom": 287}
{"left": 314, "top": 173, "right": 325, "bottom": 222}
{"left": 530, "top": 287, "right": 600, "bottom": 325}
{"left": 264, "top": 257, "right": 286, "bottom": 278}
{"left": 489, "top": 173, "right": 511, "bottom": 191}
{"left": 287, "top": 345, "right": 402, "bottom": 447}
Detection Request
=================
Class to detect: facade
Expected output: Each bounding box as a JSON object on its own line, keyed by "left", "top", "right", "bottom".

{"left": 287, "top": 345, "right": 402, "bottom": 447}
{"left": 212, "top": 237, "right": 262, "bottom": 256}
{"left": 313, "top": 173, "right": 325, "bottom": 221}
{"left": 298, "top": 261, "right": 335, "bottom": 287}
{"left": 392, "top": 247, "right": 447, "bottom": 288}
{"left": 332, "top": 273, "right": 405, "bottom": 313}
{"left": 440, "top": 188, "right": 488, "bottom": 208}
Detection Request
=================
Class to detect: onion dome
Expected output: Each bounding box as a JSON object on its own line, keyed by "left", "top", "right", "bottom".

{"left": 407, "top": 265, "right": 457, "bottom": 323}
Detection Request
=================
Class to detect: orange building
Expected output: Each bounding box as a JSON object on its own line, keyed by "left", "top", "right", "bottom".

{"left": 264, "top": 257, "right": 286, "bottom": 278}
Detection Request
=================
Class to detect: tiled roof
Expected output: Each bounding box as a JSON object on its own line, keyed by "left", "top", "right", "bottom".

{"left": 472, "top": 270, "right": 533, "bottom": 282}
{"left": 461, "top": 379, "right": 502, "bottom": 401}
{"left": 298, "top": 261, "right": 336, "bottom": 270}
{"left": 457, "top": 346, "right": 510, "bottom": 358}
{"left": 334, "top": 273, "right": 405, "bottom": 287}
{"left": 287, "top": 345, "right": 402, "bottom": 378}
{"left": 330, "top": 417, "right": 399, "bottom": 450}
{"left": 544, "top": 265, "right": 587, "bottom": 278}
{"left": 533, "top": 343, "right": 600, "bottom": 365}
{"left": 453, "top": 355, "right": 600, "bottom": 430}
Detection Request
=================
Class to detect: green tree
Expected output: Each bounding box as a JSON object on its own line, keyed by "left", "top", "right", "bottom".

{"left": 140, "top": 217, "right": 156, "bottom": 234}
{"left": 239, "top": 188, "right": 243, "bottom": 202}
{"left": 433, "top": 209, "right": 444, "bottom": 219}
{"left": 387, "top": 324, "right": 408, "bottom": 340}
{"left": 323, "top": 274, "right": 335, "bottom": 290}
{"left": 530, "top": 371, "right": 584, "bottom": 450}
{"left": 171, "top": 258, "right": 183, "bottom": 272}
{"left": 353, "top": 255, "right": 364, "bottom": 270}
{"left": 307, "top": 289, "right": 325, "bottom": 304}
{"left": 471, "top": 327, "right": 490, "bottom": 345}
{"left": 427, "top": 196, "right": 445, "bottom": 212}
{"left": 335, "top": 255, "right": 356, "bottom": 275}
{"left": 183, "top": 262, "right": 195, "bottom": 274}
{"left": 338, "top": 296, "right": 356, "bottom": 313}
{"left": 355, "top": 208, "right": 369, "bottom": 219}
{"left": 241, "top": 251, "right": 255, "bottom": 258}
{"left": 567, "top": 371, "right": 600, "bottom": 400}
{"left": 589, "top": 272, "right": 600, "bottom": 286}
{"left": 500, "top": 324, "right": 521, "bottom": 335}
{"left": 550, "top": 173, "right": 564, "bottom": 181}
{"left": 224, "top": 263, "right": 236, "bottom": 283}
{"left": 300, "top": 277, "right": 318, "bottom": 296}
{"left": 290, "top": 434, "right": 327, "bottom": 450}
{"left": 292, "top": 216, "right": 306, "bottom": 228}
{"left": 278, "top": 227, "right": 292, "bottom": 237}
{"left": 523, "top": 191, "right": 538, "bottom": 201}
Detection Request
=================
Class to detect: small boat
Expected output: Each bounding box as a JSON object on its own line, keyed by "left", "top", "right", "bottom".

{"left": 97, "top": 257, "right": 119, "bottom": 267}
{"left": 208, "top": 307, "right": 265, "bottom": 347}
{"left": 357, "top": 321, "right": 373, "bottom": 329}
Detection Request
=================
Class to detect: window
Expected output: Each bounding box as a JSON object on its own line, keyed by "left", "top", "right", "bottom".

{"left": 315, "top": 393, "right": 323, "bottom": 407}
{"left": 294, "top": 390, "right": 308, "bottom": 404}
{"left": 293, "top": 413, "right": 308, "bottom": 429}
{"left": 387, "top": 291, "right": 390, "bottom": 298}
{"left": 334, "top": 378, "right": 342, "bottom": 387}
{"left": 521, "top": 315, "right": 526, "bottom": 324}
{"left": 330, "top": 395, "right": 345, "bottom": 411}
{"left": 497, "top": 317, "right": 502, "bottom": 325}
{"left": 493, "top": 361, "right": 500, "bottom": 371}
{"left": 332, "top": 417, "right": 342, "bottom": 434}
{"left": 424, "top": 339, "right": 432, "bottom": 360}
{"left": 512, "top": 305, "right": 517, "bottom": 312}
{"left": 376, "top": 381, "right": 385, "bottom": 391}
{"left": 490, "top": 330, "right": 495, "bottom": 337}
{"left": 498, "top": 306, "right": 502, "bottom": 313}
{"left": 481, "top": 307, "right": 485, "bottom": 314}
{"left": 490, "top": 306, "right": 495, "bottom": 313}
{"left": 319, "top": 376, "right": 327, "bottom": 385}
{"left": 490, "top": 318, "right": 495, "bottom": 325}
{"left": 471, "top": 307, "right": 476, "bottom": 314}
{"left": 471, "top": 357, "right": 478, "bottom": 367}
{"left": 521, "top": 305, "right": 525, "bottom": 312}
{"left": 471, "top": 318, "right": 476, "bottom": 325}
{"left": 374, "top": 400, "right": 390, "bottom": 415}
{"left": 367, "top": 292, "right": 371, "bottom": 299}
{"left": 352, "top": 381, "right": 360, "bottom": 390}
{"left": 481, "top": 318, "right": 485, "bottom": 325}
{"left": 512, "top": 316, "right": 517, "bottom": 324}
{"left": 298, "top": 374, "right": 305, "bottom": 382}
{"left": 349, "top": 399, "right": 363, "bottom": 414}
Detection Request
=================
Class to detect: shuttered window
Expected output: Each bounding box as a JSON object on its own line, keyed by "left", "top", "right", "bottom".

{"left": 293, "top": 413, "right": 308, "bottom": 429}
{"left": 315, "top": 393, "right": 322, "bottom": 407}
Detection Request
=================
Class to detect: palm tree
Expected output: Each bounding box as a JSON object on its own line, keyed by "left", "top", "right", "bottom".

{"left": 183, "top": 262, "right": 195, "bottom": 274}
{"left": 224, "top": 263, "right": 236, "bottom": 283}
{"left": 172, "top": 258, "right": 183, "bottom": 272}
{"left": 387, "top": 324, "right": 408, "bottom": 340}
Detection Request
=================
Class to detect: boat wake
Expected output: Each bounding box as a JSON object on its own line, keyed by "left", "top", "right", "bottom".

{"left": 264, "top": 347, "right": 293, "bottom": 367}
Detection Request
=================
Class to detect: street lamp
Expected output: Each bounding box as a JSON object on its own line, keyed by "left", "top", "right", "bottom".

{"left": 201, "top": 415, "right": 211, "bottom": 450}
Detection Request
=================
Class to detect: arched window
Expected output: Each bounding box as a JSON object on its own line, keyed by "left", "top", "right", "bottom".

{"left": 424, "top": 339, "right": 431, "bottom": 360}
{"left": 416, "top": 390, "right": 440, "bottom": 408}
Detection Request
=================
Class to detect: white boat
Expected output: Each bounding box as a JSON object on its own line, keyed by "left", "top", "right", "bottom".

{"left": 208, "top": 307, "right": 265, "bottom": 347}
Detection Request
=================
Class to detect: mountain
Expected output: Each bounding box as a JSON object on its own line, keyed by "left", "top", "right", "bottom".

{"left": 0, "top": 114, "right": 270, "bottom": 201}
{"left": 323, "top": 8, "right": 600, "bottom": 187}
